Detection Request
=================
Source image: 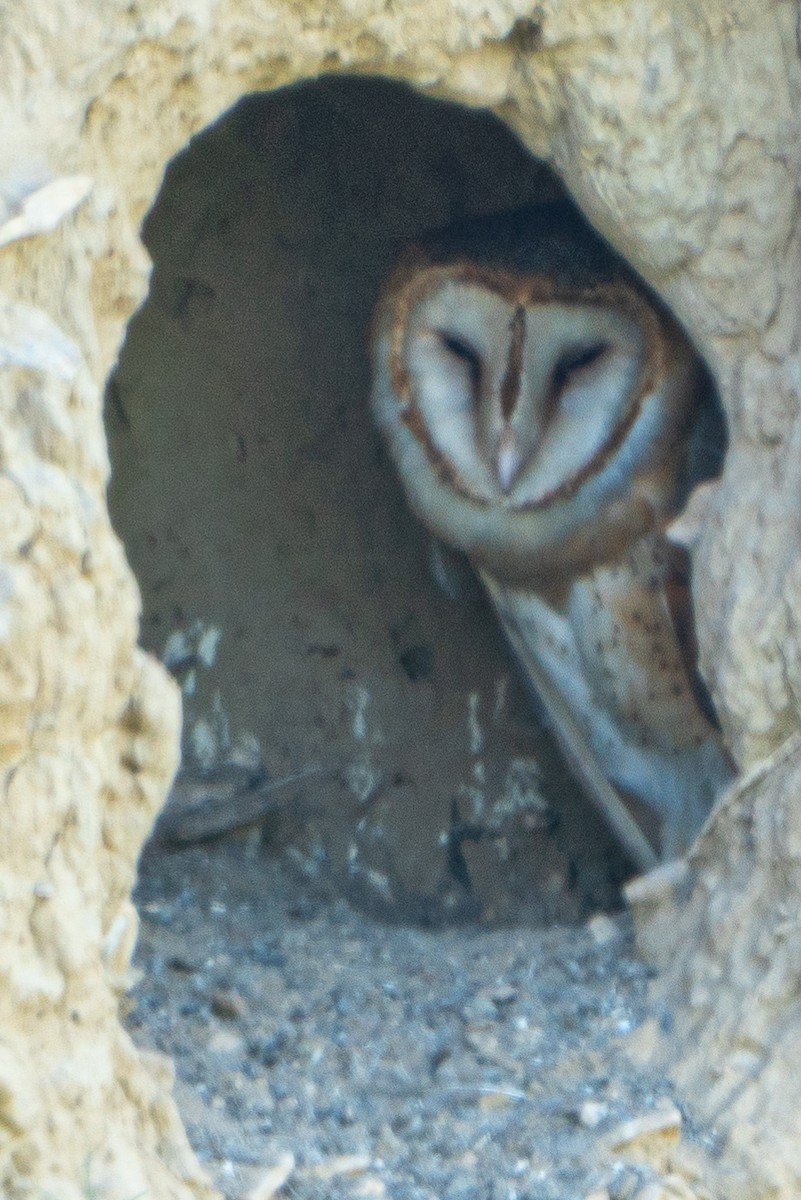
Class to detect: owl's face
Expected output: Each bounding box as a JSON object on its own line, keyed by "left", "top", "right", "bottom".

{"left": 404, "top": 275, "right": 647, "bottom": 509}
{"left": 372, "top": 241, "right": 701, "bottom": 584}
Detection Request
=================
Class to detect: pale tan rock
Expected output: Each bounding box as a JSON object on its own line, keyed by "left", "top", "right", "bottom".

{"left": 607, "top": 1103, "right": 683, "bottom": 1172}
{"left": 1, "top": 0, "right": 800, "bottom": 1197}
{"left": 630, "top": 738, "right": 801, "bottom": 1197}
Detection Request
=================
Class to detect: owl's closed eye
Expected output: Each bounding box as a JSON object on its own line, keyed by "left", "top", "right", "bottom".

{"left": 371, "top": 202, "right": 733, "bottom": 868}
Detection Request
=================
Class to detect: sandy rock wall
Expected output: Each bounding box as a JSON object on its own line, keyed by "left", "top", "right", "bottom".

{"left": 1, "top": 0, "right": 800, "bottom": 1196}
{"left": 0, "top": 200, "right": 213, "bottom": 1192}
{"left": 627, "top": 736, "right": 801, "bottom": 1198}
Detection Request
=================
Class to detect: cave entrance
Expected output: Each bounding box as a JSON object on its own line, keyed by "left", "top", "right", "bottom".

{"left": 107, "top": 73, "right": 732, "bottom": 1197}
{"left": 107, "top": 75, "right": 638, "bottom": 930}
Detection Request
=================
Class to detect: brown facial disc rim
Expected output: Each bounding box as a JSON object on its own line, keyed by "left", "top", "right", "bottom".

{"left": 385, "top": 260, "right": 671, "bottom": 513}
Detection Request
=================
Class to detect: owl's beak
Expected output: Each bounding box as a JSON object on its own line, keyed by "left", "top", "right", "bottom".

{"left": 497, "top": 425, "right": 521, "bottom": 494}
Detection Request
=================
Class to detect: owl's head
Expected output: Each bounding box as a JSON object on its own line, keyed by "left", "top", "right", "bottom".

{"left": 371, "top": 204, "right": 717, "bottom": 583}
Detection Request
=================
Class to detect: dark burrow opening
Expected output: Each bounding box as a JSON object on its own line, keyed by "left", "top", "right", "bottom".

{"left": 107, "top": 75, "right": 726, "bottom": 931}
{"left": 110, "top": 72, "right": 732, "bottom": 1200}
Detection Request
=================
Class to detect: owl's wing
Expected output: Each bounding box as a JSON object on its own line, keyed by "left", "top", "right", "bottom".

{"left": 479, "top": 570, "right": 659, "bottom": 873}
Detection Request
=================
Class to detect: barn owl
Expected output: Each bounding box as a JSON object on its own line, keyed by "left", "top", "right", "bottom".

{"left": 370, "top": 202, "right": 734, "bottom": 869}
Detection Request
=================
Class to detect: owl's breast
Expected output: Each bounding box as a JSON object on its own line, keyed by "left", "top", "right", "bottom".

{"left": 568, "top": 537, "right": 714, "bottom": 754}
{"left": 482, "top": 533, "right": 734, "bottom": 857}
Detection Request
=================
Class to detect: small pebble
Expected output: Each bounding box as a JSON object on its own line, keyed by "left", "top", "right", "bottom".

{"left": 212, "top": 988, "right": 247, "bottom": 1020}
{"left": 167, "top": 954, "right": 200, "bottom": 974}
{"left": 461, "top": 996, "right": 498, "bottom": 1023}
{"left": 350, "top": 1176, "right": 387, "bottom": 1198}
{"left": 207, "top": 1028, "right": 244, "bottom": 1054}
{"left": 608, "top": 1103, "right": 682, "bottom": 1152}
{"left": 587, "top": 914, "right": 620, "bottom": 946}
{"left": 579, "top": 1100, "right": 610, "bottom": 1128}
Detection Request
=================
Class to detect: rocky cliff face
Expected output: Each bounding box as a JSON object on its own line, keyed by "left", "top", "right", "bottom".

{"left": 1, "top": 2, "right": 799, "bottom": 1196}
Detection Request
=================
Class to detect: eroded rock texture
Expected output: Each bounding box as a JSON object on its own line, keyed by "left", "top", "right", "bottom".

{"left": 0, "top": 201, "right": 212, "bottom": 1193}
{"left": 1, "top": 0, "right": 799, "bottom": 1196}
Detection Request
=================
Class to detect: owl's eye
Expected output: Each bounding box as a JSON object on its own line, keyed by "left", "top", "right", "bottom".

{"left": 551, "top": 341, "right": 609, "bottom": 395}
{"left": 437, "top": 331, "right": 482, "bottom": 390}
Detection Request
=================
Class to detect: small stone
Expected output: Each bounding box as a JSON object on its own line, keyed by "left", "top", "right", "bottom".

{"left": 140, "top": 900, "right": 175, "bottom": 927}
{"left": 206, "top": 1028, "right": 244, "bottom": 1054}
{"left": 587, "top": 914, "right": 620, "bottom": 945}
{"left": 461, "top": 996, "right": 499, "bottom": 1023}
{"left": 211, "top": 988, "right": 246, "bottom": 1020}
{"left": 607, "top": 1102, "right": 682, "bottom": 1162}
{"left": 579, "top": 1100, "right": 610, "bottom": 1128}
{"left": 166, "top": 954, "right": 200, "bottom": 974}
{"left": 584, "top": 1190, "right": 611, "bottom": 1200}
{"left": 350, "top": 1176, "right": 386, "bottom": 1198}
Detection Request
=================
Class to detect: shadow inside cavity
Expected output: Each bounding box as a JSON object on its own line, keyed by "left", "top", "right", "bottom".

{"left": 111, "top": 75, "right": 730, "bottom": 927}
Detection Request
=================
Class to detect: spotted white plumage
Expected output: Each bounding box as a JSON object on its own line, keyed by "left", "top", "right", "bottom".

{"left": 370, "top": 203, "right": 733, "bottom": 867}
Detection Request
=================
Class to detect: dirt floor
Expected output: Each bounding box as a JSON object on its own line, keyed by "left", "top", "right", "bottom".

{"left": 127, "top": 836, "right": 715, "bottom": 1200}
